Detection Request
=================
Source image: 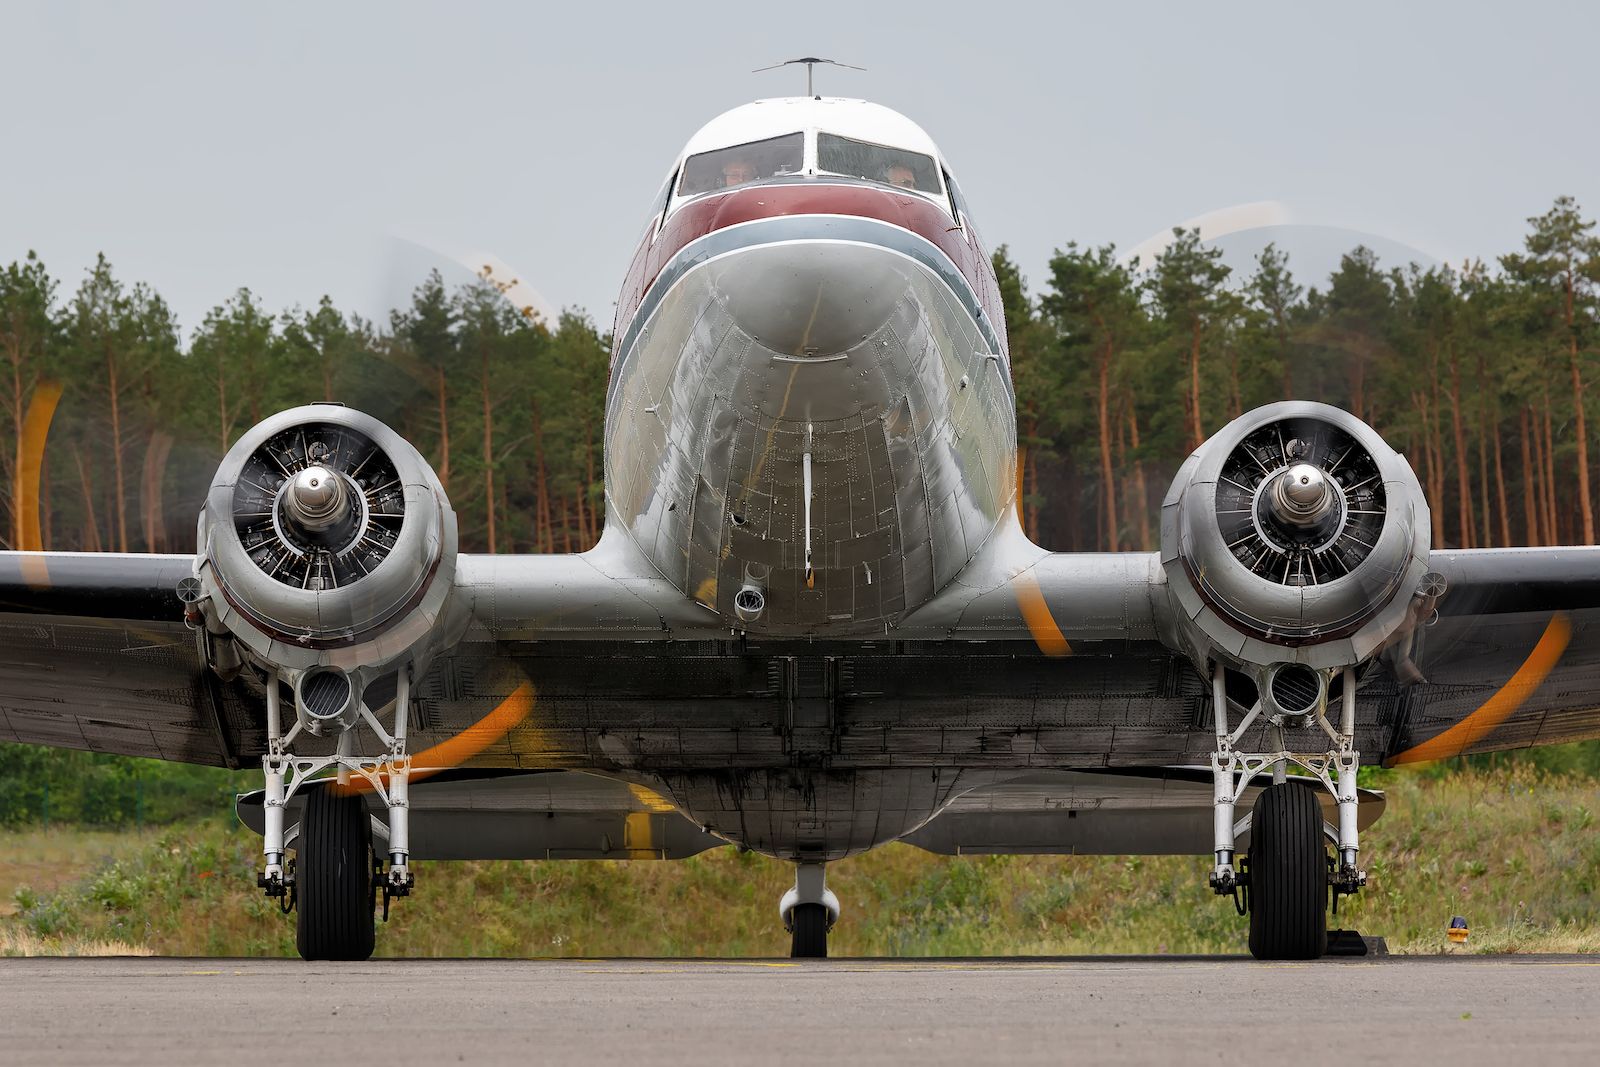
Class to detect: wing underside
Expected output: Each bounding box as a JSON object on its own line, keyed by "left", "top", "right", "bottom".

{"left": 4, "top": 546, "right": 1600, "bottom": 775}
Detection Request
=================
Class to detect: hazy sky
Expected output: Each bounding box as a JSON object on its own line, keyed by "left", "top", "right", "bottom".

{"left": 3, "top": 1, "right": 1594, "bottom": 338}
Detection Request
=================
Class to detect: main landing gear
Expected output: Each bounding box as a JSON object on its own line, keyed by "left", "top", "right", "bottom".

{"left": 780, "top": 862, "right": 839, "bottom": 958}
{"left": 1208, "top": 664, "right": 1366, "bottom": 960}
{"left": 257, "top": 668, "right": 417, "bottom": 961}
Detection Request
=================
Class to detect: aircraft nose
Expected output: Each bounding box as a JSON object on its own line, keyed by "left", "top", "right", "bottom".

{"left": 712, "top": 242, "right": 907, "bottom": 358}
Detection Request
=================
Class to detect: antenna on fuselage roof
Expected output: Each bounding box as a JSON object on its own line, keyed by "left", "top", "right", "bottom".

{"left": 752, "top": 57, "right": 866, "bottom": 98}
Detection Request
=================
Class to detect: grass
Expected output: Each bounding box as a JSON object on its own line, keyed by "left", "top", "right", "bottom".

{"left": 3, "top": 764, "right": 1598, "bottom": 957}
{"left": 0, "top": 827, "right": 163, "bottom": 916}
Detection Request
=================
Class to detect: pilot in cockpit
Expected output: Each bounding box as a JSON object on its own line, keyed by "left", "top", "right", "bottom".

{"left": 721, "top": 157, "right": 758, "bottom": 188}
{"left": 882, "top": 163, "right": 918, "bottom": 190}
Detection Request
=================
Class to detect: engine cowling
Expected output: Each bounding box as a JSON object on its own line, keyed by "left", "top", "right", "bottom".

{"left": 1159, "top": 402, "right": 1432, "bottom": 693}
{"left": 190, "top": 404, "right": 465, "bottom": 734}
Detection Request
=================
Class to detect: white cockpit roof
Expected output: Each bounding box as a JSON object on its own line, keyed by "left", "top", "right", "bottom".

{"left": 678, "top": 97, "right": 943, "bottom": 163}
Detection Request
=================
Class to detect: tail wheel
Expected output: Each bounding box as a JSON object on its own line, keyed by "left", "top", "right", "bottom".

{"left": 1247, "top": 782, "right": 1328, "bottom": 960}
{"left": 789, "top": 902, "right": 829, "bottom": 959}
{"left": 295, "top": 784, "right": 376, "bottom": 961}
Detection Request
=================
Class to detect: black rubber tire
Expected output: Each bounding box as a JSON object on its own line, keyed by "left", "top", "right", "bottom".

{"left": 295, "top": 785, "right": 376, "bottom": 961}
{"left": 1247, "top": 782, "right": 1328, "bottom": 960}
{"left": 789, "top": 902, "right": 829, "bottom": 958}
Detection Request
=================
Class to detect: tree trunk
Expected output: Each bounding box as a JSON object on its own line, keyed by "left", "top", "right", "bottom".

{"left": 1228, "top": 343, "right": 1242, "bottom": 421}
{"left": 72, "top": 444, "right": 102, "bottom": 553}
{"left": 1492, "top": 411, "right": 1511, "bottom": 548}
{"left": 41, "top": 458, "right": 51, "bottom": 550}
{"left": 532, "top": 401, "right": 551, "bottom": 553}
{"left": 1542, "top": 390, "right": 1559, "bottom": 543}
{"left": 560, "top": 496, "right": 573, "bottom": 554}
{"left": 141, "top": 432, "right": 173, "bottom": 554}
{"left": 498, "top": 470, "right": 512, "bottom": 553}
{"left": 582, "top": 419, "right": 598, "bottom": 548}
{"left": 1188, "top": 319, "right": 1204, "bottom": 450}
{"left": 1025, "top": 432, "right": 1040, "bottom": 541}
{"left": 1415, "top": 390, "right": 1445, "bottom": 546}
{"left": 1532, "top": 403, "right": 1551, "bottom": 545}
{"left": 1350, "top": 352, "right": 1366, "bottom": 428}
{"left": 1129, "top": 409, "right": 1152, "bottom": 551}
{"left": 481, "top": 351, "right": 496, "bottom": 553}
{"left": 435, "top": 366, "right": 451, "bottom": 489}
{"left": 7, "top": 345, "right": 23, "bottom": 548}
{"left": 107, "top": 349, "right": 128, "bottom": 553}
{"left": 217, "top": 360, "right": 229, "bottom": 456}
{"left": 573, "top": 479, "right": 589, "bottom": 551}
{"left": 1477, "top": 401, "right": 1492, "bottom": 548}
{"left": 1446, "top": 347, "right": 1474, "bottom": 548}
{"left": 1428, "top": 374, "right": 1446, "bottom": 542}
{"left": 1521, "top": 406, "right": 1540, "bottom": 546}
{"left": 1097, "top": 344, "right": 1118, "bottom": 551}
{"left": 1279, "top": 322, "right": 1294, "bottom": 400}
{"left": 1570, "top": 328, "right": 1594, "bottom": 544}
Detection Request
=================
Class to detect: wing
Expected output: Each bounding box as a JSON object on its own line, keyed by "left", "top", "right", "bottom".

{"left": 895, "top": 534, "right": 1600, "bottom": 765}
{"left": 0, "top": 552, "right": 245, "bottom": 766}
{"left": 8, "top": 539, "right": 1600, "bottom": 773}
{"left": 0, "top": 542, "right": 707, "bottom": 768}
{"left": 1388, "top": 547, "right": 1600, "bottom": 761}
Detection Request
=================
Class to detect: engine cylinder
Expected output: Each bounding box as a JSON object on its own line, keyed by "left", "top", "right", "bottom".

{"left": 1159, "top": 401, "right": 1431, "bottom": 672}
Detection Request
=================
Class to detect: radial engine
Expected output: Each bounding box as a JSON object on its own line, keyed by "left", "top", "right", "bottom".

{"left": 1159, "top": 401, "right": 1435, "bottom": 715}
{"left": 184, "top": 404, "right": 466, "bottom": 736}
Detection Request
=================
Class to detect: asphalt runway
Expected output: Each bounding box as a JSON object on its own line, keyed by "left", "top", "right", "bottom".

{"left": 3, "top": 955, "right": 1598, "bottom": 1065}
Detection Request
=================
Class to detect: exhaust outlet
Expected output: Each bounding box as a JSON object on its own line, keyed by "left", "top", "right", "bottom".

{"left": 734, "top": 563, "right": 770, "bottom": 626}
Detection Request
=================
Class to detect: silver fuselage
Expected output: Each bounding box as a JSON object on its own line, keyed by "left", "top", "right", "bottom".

{"left": 604, "top": 208, "right": 1017, "bottom": 635}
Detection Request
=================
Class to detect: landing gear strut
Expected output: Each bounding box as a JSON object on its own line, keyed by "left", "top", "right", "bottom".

{"left": 1208, "top": 663, "right": 1366, "bottom": 960}
{"left": 257, "top": 667, "right": 417, "bottom": 961}
{"left": 780, "top": 862, "right": 839, "bottom": 958}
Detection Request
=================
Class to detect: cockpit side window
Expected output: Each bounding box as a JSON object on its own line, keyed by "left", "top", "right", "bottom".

{"left": 678, "top": 133, "right": 804, "bottom": 197}
{"left": 817, "top": 133, "right": 940, "bottom": 194}
{"left": 649, "top": 167, "right": 678, "bottom": 232}
{"left": 943, "top": 168, "right": 968, "bottom": 221}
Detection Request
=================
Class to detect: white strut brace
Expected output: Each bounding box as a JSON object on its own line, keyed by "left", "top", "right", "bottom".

{"left": 1208, "top": 663, "right": 1364, "bottom": 892}
{"left": 259, "top": 666, "right": 417, "bottom": 895}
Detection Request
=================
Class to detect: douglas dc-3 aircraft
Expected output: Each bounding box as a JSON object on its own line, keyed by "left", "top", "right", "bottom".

{"left": 4, "top": 92, "right": 1600, "bottom": 962}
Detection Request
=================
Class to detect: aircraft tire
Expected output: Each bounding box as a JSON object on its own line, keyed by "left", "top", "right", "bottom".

{"left": 789, "top": 902, "right": 829, "bottom": 958}
{"left": 295, "top": 784, "right": 376, "bottom": 961}
{"left": 1246, "top": 782, "right": 1327, "bottom": 960}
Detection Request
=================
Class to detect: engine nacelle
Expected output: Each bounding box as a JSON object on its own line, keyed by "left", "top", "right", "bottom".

{"left": 190, "top": 404, "right": 465, "bottom": 735}
{"left": 1159, "top": 402, "right": 1432, "bottom": 703}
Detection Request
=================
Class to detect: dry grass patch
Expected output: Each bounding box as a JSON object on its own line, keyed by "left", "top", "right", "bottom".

{"left": 0, "top": 927, "right": 152, "bottom": 957}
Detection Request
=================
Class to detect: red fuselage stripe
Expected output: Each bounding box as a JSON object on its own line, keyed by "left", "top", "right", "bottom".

{"left": 611, "top": 182, "right": 1003, "bottom": 363}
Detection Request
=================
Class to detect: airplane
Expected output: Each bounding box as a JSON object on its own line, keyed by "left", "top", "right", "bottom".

{"left": 4, "top": 89, "right": 1600, "bottom": 963}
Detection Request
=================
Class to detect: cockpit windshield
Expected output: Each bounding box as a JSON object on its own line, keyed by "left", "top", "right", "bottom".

{"left": 678, "top": 132, "right": 804, "bottom": 196}
{"left": 817, "top": 133, "right": 940, "bottom": 194}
